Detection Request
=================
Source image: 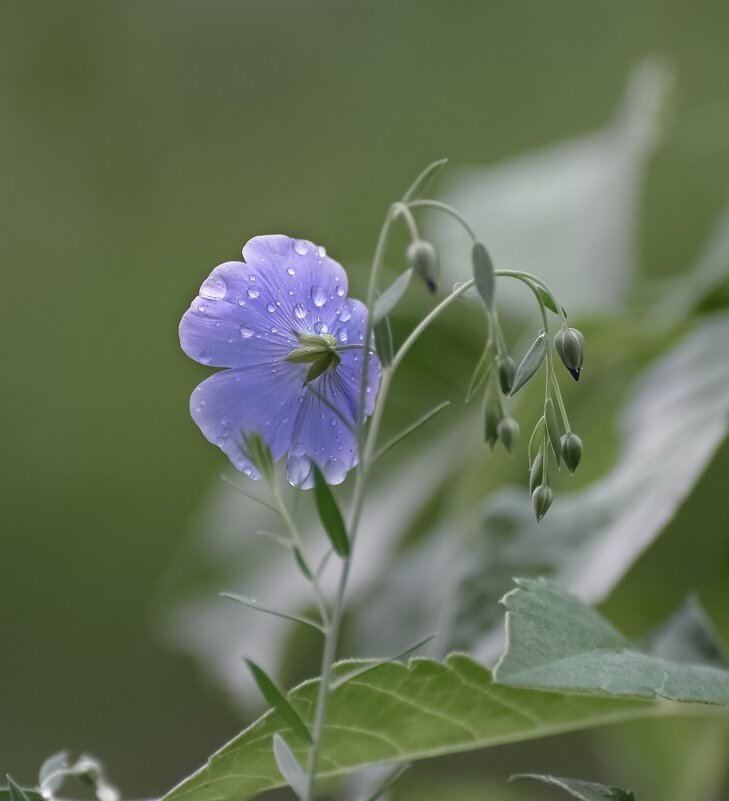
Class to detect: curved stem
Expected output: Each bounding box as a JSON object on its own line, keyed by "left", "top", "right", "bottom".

{"left": 495, "top": 269, "right": 567, "bottom": 325}
{"left": 407, "top": 199, "right": 478, "bottom": 242}
{"left": 392, "top": 202, "right": 420, "bottom": 241}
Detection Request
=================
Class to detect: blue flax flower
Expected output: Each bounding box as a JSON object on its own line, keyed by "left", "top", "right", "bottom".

{"left": 179, "top": 235, "right": 381, "bottom": 488}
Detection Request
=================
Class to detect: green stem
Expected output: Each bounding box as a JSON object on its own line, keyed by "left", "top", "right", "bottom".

{"left": 495, "top": 270, "right": 567, "bottom": 325}
{"left": 406, "top": 199, "right": 478, "bottom": 242}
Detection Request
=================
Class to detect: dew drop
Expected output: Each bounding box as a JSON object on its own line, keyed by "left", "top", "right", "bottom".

{"left": 291, "top": 441, "right": 305, "bottom": 456}
{"left": 200, "top": 275, "right": 227, "bottom": 300}
{"left": 294, "top": 303, "right": 307, "bottom": 319}
{"left": 197, "top": 304, "right": 206, "bottom": 313}
{"left": 287, "top": 267, "right": 296, "bottom": 276}
{"left": 247, "top": 286, "right": 260, "bottom": 299}
{"left": 329, "top": 417, "right": 337, "bottom": 427}
{"left": 287, "top": 455, "right": 312, "bottom": 487}
{"left": 338, "top": 329, "right": 348, "bottom": 343}
{"left": 240, "top": 324, "right": 254, "bottom": 338}
{"left": 200, "top": 349, "right": 213, "bottom": 364}
{"left": 216, "top": 437, "right": 226, "bottom": 447}
{"left": 323, "top": 457, "right": 346, "bottom": 484}
{"left": 293, "top": 239, "right": 309, "bottom": 256}
{"left": 339, "top": 304, "right": 352, "bottom": 322}
{"left": 243, "top": 466, "right": 253, "bottom": 477}
{"left": 266, "top": 302, "right": 276, "bottom": 313}
{"left": 220, "top": 415, "right": 230, "bottom": 425}
{"left": 312, "top": 286, "right": 327, "bottom": 307}
{"left": 336, "top": 286, "right": 345, "bottom": 297}
{"left": 314, "top": 321, "right": 329, "bottom": 334}
{"left": 317, "top": 245, "right": 327, "bottom": 257}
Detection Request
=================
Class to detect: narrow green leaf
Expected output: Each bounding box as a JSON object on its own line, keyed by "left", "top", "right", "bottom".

{"left": 330, "top": 632, "right": 437, "bottom": 690}
{"left": 374, "top": 315, "right": 394, "bottom": 367}
{"left": 312, "top": 463, "right": 350, "bottom": 558}
{"left": 535, "top": 286, "right": 566, "bottom": 317}
{"left": 163, "top": 654, "right": 670, "bottom": 801}
{"left": 401, "top": 158, "right": 448, "bottom": 202}
{"left": 494, "top": 579, "right": 729, "bottom": 704}
{"left": 365, "top": 764, "right": 411, "bottom": 801}
{"left": 7, "top": 781, "right": 30, "bottom": 801}
{"left": 374, "top": 402, "right": 450, "bottom": 461}
{"left": 544, "top": 398, "right": 562, "bottom": 466}
{"left": 292, "top": 546, "right": 313, "bottom": 580}
{"left": 510, "top": 333, "right": 547, "bottom": 396}
{"left": 511, "top": 774, "right": 635, "bottom": 801}
{"left": 472, "top": 242, "right": 495, "bottom": 309}
{"left": 244, "top": 660, "right": 312, "bottom": 744}
{"left": 465, "top": 342, "right": 494, "bottom": 403}
{"left": 0, "top": 789, "right": 43, "bottom": 801}
{"left": 272, "top": 735, "right": 306, "bottom": 799}
{"left": 373, "top": 269, "right": 413, "bottom": 323}
{"left": 222, "top": 594, "right": 324, "bottom": 633}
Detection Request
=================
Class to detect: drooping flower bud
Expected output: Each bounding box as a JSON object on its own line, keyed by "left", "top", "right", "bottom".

{"left": 561, "top": 432, "right": 583, "bottom": 473}
{"left": 497, "top": 417, "right": 520, "bottom": 454}
{"left": 498, "top": 355, "right": 516, "bottom": 395}
{"left": 532, "top": 484, "right": 554, "bottom": 522}
{"left": 554, "top": 326, "right": 584, "bottom": 381}
{"left": 406, "top": 240, "right": 439, "bottom": 293}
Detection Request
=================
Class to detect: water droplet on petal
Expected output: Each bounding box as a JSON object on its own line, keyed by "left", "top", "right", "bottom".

{"left": 314, "top": 321, "right": 329, "bottom": 334}
{"left": 312, "top": 286, "right": 327, "bottom": 307}
{"left": 216, "top": 437, "right": 226, "bottom": 447}
{"left": 323, "top": 457, "right": 346, "bottom": 484}
{"left": 293, "top": 239, "right": 309, "bottom": 256}
{"left": 287, "top": 455, "right": 312, "bottom": 487}
{"left": 220, "top": 415, "right": 230, "bottom": 425}
{"left": 291, "top": 441, "right": 305, "bottom": 456}
{"left": 267, "top": 302, "right": 276, "bottom": 313}
{"left": 200, "top": 349, "right": 213, "bottom": 364}
{"left": 243, "top": 466, "right": 253, "bottom": 477}
{"left": 339, "top": 304, "right": 351, "bottom": 322}
{"left": 287, "top": 267, "right": 296, "bottom": 276}
{"left": 317, "top": 245, "right": 327, "bottom": 257}
{"left": 329, "top": 417, "right": 337, "bottom": 427}
{"left": 338, "top": 329, "right": 348, "bottom": 343}
{"left": 247, "top": 286, "right": 260, "bottom": 299}
{"left": 336, "top": 286, "right": 345, "bottom": 297}
{"left": 200, "top": 275, "right": 227, "bottom": 300}
{"left": 294, "top": 303, "right": 307, "bottom": 319}
{"left": 240, "top": 324, "right": 254, "bottom": 338}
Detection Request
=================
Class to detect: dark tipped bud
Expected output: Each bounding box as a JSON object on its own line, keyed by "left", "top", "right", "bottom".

{"left": 554, "top": 326, "right": 584, "bottom": 381}
{"left": 561, "top": 432, "right": 583, "bottom": 473}
{"left": 498, "top": 356, "right": 516, "bottom": 395}
{"left": 497, "top": 417, "right": 520, "bottom": 454}
{"left": 406, "top": 240, "right": 439, "bottom": 293}
{"left": 532, "top": 484, "right": 554, "bottom": 522}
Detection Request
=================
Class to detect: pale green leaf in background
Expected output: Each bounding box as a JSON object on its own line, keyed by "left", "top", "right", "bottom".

{"left": 511, "top": 773, "right": 635, "bottom": 801}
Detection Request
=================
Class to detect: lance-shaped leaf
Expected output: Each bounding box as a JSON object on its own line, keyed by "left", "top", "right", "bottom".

{"left": 494, "top": 579, "right": 729, "bottom": 704}
{"left": 312, "top": 463, "right": 350, "bottom": 558}
{"left": 510, "top": 333, "right": 547, "bottom": 396}
{"left": 272, "top": 735, "right": 307, "bottom": 799}
{"left": 244, "top": 660, "right": 312, "bottom": 744}
{"left": 374, "top": 315, "right": 394, "bottom": 367}
{"left": 511, "top": 774, "right": 636, "bottom": 801}
{"left": 5, "top": 782, "right": 35, "bottom": 801}
{"left": 373, "top": 270, "right": 413, "bottom": 324}
{"left": 472, "top": 243, "right": 495, "bottom": 309}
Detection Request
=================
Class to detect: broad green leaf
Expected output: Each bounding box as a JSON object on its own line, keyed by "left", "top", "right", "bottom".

{"left": 494, "top": 579, "right": 729, "bottom": 704}
{"left": 472, "top": 243, "right": 495, "bottom": 309}
{"left": 312, "top": 464, "right": 350, "bottom": 558}
{"left": 164, "top": 654, "right": 674, "bottom": 801}
{"left": 244, "top": 659, "right": 312, "bottom": 744}
{"left": 373, "top": 269, "right": 413, "bottom": 324}
{"left": 509, "top": 333, "right": 547, "bottom": 396}
{"left": 511, "top": 774, "right": 635, "bottom": 800}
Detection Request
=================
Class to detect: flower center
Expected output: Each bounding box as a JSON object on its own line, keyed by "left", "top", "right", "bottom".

{"left": 285, "top": 332, "right": 341, "bottom": 384}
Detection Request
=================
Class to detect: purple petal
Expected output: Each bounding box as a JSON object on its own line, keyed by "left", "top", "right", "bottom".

{"left": 180, "top": 237, "right": 350, "bottom": 368}
{"left": 190, "top": 362, "right": 305, "bottom": 477}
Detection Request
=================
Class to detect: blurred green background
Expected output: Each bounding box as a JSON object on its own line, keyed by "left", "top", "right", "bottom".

{"left": 2, "top": 0, "right": 729, "bottom": 797}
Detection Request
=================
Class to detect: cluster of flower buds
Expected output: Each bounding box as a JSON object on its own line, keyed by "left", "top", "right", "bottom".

{"left": 468, "top": 243, "right": 586, "bottom": 521}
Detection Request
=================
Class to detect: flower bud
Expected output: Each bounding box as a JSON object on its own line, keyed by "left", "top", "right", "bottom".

{"left": 498, "top": 355, "right": 516, "bottom": 395}
{"left": 532, "top": 484, "right": 554, "bottom": 522}
{"left": 561, "top": 432, "right": 583, "bottom": 473}
{"left": 554, "top": 326, "right": 584, "bottom": 381}
{"left": 240, "top": 431, "right": 276, "bottom": 484}
{"left": 406, "top": 240, "right": 439, "bottom": 293}
{"left": 496, "top": 417, "right": 519, "bottom": 454}
{"left": 529, "top": 449, "right": 543, "bottom": 494}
